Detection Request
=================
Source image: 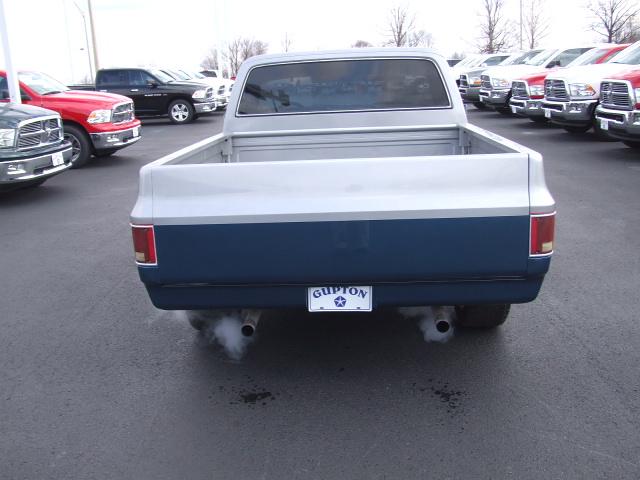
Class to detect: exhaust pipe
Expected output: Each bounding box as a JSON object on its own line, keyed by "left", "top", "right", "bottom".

{"left": 240, "top": 309, "right": 261, "bottom": 337}
{"left": 433, "top": 306, "right": 451, "bottom": 333}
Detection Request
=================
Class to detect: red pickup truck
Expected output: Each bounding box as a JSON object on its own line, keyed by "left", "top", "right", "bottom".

{"left": 595, "top": 67, "right": 640, "bottom": 149}
{"left": 0, "top": 70, "right": 141, "bottom": 168}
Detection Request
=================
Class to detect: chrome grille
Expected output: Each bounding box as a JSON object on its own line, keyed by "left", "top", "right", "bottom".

{"left": 16, "top": 116, "right": 63, "bottom": 150}
{"left": 544, "top": 79, "right": 568, "bottom": 101}
{"left": 112, "top": 102, "right": 134, "bottom": 124}
{"left": 511, "top": 81, "right": 529, "bottom": 99}
{"left": 600, "top": 81, "right": 633, "bottom": 110}
{"left": 459, "top": 75, "right": 469, "bottom": 88}
{"left": 481, "top": 75, "right": 492, "bottom": 90}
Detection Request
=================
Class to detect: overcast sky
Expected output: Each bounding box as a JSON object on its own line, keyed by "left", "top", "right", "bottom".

{"left": 1, "top": 0, "right": 603, "bottom": 83}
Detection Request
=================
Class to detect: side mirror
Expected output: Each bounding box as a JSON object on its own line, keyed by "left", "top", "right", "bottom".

{"left": 1, "top": 89, "right": 9, "bottom": 100}
{"left": 480, "top": 62, "right": 488, "bottom": 67}
{"left": 546, "top": 60, "right": 561, "bottom": 68}
{"left": 21, "top": 93, "right": 31, "bottom": 101}
{"left": 147, "top": 80, "right": 158, "bottom": 88}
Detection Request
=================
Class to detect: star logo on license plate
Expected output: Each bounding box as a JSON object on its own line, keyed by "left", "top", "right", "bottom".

{"left": 334, "top": 296, "right": 347, "bottom": 308}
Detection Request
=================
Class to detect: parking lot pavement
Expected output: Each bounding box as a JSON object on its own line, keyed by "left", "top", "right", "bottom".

{"left": 1, "top": 109, "right": 639, "bottom": 479}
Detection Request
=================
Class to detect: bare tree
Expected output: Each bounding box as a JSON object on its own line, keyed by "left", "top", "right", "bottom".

{"left": 385, "top": 5, "right": 434, "bottom": 48}
{"left": 588, "top": 0, "right": 640, "bottom": 42}
{"left": 352, "top": 39, "right": 373, "bottom": 48}
{"left": 619, "top": 14, "right": 640, "bottom": 41}
{"left": 408, "top": 29, "right": 434, "bottom": 48}
{"left": 224, "top": 38, "right": 269, "bottom": 77}
{"left": 523, "top": 0, "right": 550, "bottom": 48}
{"left": 200, "top": 47, "right": 219, "bottom": 70}
{"left": 477, "top": 0, "right": 513, "bottom": 53}
{"left": 282, "top": 33, "right": 292, "bottom": 52}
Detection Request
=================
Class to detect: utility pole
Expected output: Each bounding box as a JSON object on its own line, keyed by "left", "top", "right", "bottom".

{"left": 73, "top": 1, "right": 94, "bottom": 81}
{"left": 0, "top": 0, "right": 21, "bottom": 103}
{"left": 87, "top": 0, "right": 99, "bottom": 71}
{"left": 519, "top": 0, "right": 523, "bottom": 50}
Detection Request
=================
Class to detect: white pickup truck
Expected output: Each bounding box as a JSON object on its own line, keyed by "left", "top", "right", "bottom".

{"left": 130, "top": 49, "right": 555, "bottom": 329}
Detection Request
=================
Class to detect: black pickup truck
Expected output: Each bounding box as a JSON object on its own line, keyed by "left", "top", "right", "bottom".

{"left": 0, "top": 102, "right": 72, "bottom": 191}
{"left": 71, "top": 68, "right": 217, "bottom": 124}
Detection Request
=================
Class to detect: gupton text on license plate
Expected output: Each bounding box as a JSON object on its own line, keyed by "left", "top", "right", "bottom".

{"left": 308, "top": 286, "right": 372, "bottom": 312}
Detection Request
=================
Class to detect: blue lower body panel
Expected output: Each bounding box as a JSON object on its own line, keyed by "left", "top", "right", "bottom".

{"left": 138, "top": 217, "right": 551, "bottom": 309}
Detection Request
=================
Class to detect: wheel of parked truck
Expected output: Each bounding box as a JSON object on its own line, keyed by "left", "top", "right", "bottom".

{"left": 497, "top": 107, "right": 512, "bottom": 116}
{"left": 168, "top": 100, "right": 195, "bottom": 124}
{"left": 563, "top": 125, "right": 591, "bottom": 135}
{"left": 63, "top": 124, "right": 91, "bottom": 168}
{"left": 472, "top": 102, "right": 487, "bottom": 110}
{"left": 455, "top": 304, "right": 511, "bottom": 328}
{"left": 94, "top": 148, "right": 118, "bottom": 157}
{"left": 188, "top": 315, "right": 205, "bottom": 331}
{"left": 623, "top": 140, "right": 640, "bottom": 149}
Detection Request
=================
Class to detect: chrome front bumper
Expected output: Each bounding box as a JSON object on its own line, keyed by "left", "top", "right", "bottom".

{"left": 541, "top": 99, "right": 597, "bottom": 125}
{"left": 595, "top": 106, "right": 640, "bottom": 141}
{"left": 194, "top": 101, "right": 217, "bottom": 114}
{"left": 0, "top": 145, "right": 72, "bottom": 184}
{"left": 509, "top": 98, "right": 545, "bottom": 118}
{"left": 91, "top": 126, "right": 141, "bottom": 150}
{"left": 479, "top": 88, "right": 510, "bottom": 107}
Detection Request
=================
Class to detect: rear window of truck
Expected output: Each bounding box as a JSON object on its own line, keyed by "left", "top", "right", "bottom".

{"left": 237, "top": 58, "right": 450, "bottom": 115}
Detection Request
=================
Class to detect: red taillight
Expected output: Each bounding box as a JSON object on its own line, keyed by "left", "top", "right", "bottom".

{"left": 131, "top": 225, "right": 157, "bottom": 264}
{"left": 530, "top": 213, "right": 555, "bottom": 255}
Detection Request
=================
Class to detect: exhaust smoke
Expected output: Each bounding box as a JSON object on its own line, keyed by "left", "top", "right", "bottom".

{"left": 398, "top": 306, "right": 455, "bottom": 343}
{"left": 181, "top": 310, "right": 256, "bottom": 360}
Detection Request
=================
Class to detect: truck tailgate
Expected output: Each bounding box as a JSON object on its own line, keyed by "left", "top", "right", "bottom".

{"left": 138, "top": 154, "right": 531, "bottom": 285}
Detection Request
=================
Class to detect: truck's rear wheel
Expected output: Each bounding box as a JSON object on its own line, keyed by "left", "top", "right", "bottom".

{"left": 63, "top": 124, "right": 91, "bottom": 168}
{"left": 168, "top": 100, "right": 195, "bottom": 124}
{"left": 455, "top": 304, "right": 511, "bottom": 328}
{"left": 623, "top": 140, "right": 640, "bottom": 149}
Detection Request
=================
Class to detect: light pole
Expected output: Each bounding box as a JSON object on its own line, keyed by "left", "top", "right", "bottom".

{"left": 0, "top": 0, "right": 21, "bottom": 103}
{"left": 87, "top": 0, "right": 99, "bottom": 71}
{"left": 519, "top": 0, "right": 523, "bottom": 50}
{"left": 73, "top": 1, "right": 94, "bottom": 81}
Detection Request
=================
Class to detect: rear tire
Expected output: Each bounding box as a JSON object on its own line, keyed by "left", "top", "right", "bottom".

{"left": 455, "top": 304, "right": 511, "bottom": 329}
{"left": 563, "top": 125, "right": 591, "bottom": 134}
{"left": 473, "top": 102, "right": 487, "bottom": 110}
{"left": 168, "top": 100, "right": 195, "bottom": 124}
{"left": 623, "top": 140, "right": 640, "bottom": 149}
{"left": 63, "top": 124, "right": 91, "bottom": 168}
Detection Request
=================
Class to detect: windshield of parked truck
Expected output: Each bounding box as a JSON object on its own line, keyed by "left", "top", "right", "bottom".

{"left": 149, "top": 69, "right": 174, "bottom": 83}
{"left": 456, "top": 55, "right": 479, "bottom": 67}
{"left": 525, "top": 49, "right": 557, "bottom": 66}
{"left": 609, "top": 42, "right": 640, "bottom": 64}
{"left": 163, "top": 69, "right": 191, "bottom": 81}
{"left": 567, "top": 47, "right": 616, "bottom": 66}
{"left": 238, "top": 58, "right": 450, "bottom": 115}
{"left": 483, "top": 54, "right": 511, "bottom": 66}
{"left": 18, "top": 71, "right": 69, "bottom": 95}
{"left": 500, "top": 50, "right": 543, "bottom": 66}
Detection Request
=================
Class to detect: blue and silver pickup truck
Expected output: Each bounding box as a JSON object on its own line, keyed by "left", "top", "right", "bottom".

{"left": 131, "top": 49, "right": 555, "bottom": 329}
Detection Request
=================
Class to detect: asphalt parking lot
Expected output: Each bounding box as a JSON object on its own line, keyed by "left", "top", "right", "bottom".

{"left": 2, "top": 109, "right": 639, "bottom": 479}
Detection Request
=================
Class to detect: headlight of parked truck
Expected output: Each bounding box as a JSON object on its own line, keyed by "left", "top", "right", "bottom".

{"left": 87, "top": 109, "right": 112, "bottom": 124}
{"left": 491, "top": 78, "right": 510, "bottom": 88}
{"left": 192, "top": 89, "right": 208, "bottom": 99}
{"left": 0, "top": 128, "right": 16, "bottom": 148}
{"left": 568, "top": 83, "right": 596, "bottom": 97}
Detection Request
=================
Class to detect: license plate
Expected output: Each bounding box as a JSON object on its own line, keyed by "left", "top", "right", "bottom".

{"left": 307, "top": 286, "right": 372, "bottom": 312}
{"left": 511, "top": 105, "right": 517, "bottom": 114}
{"left": 600, "top": 119, "right": 609, "bottom": 131}
{"left": 51, "top": 151, "right": 64, "bottom": 166}
{"left": 544, "top": 109, "right": 551, "bottom": 118}
{"left": 132, "top": 126, "right": 139, "bottom": 137}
